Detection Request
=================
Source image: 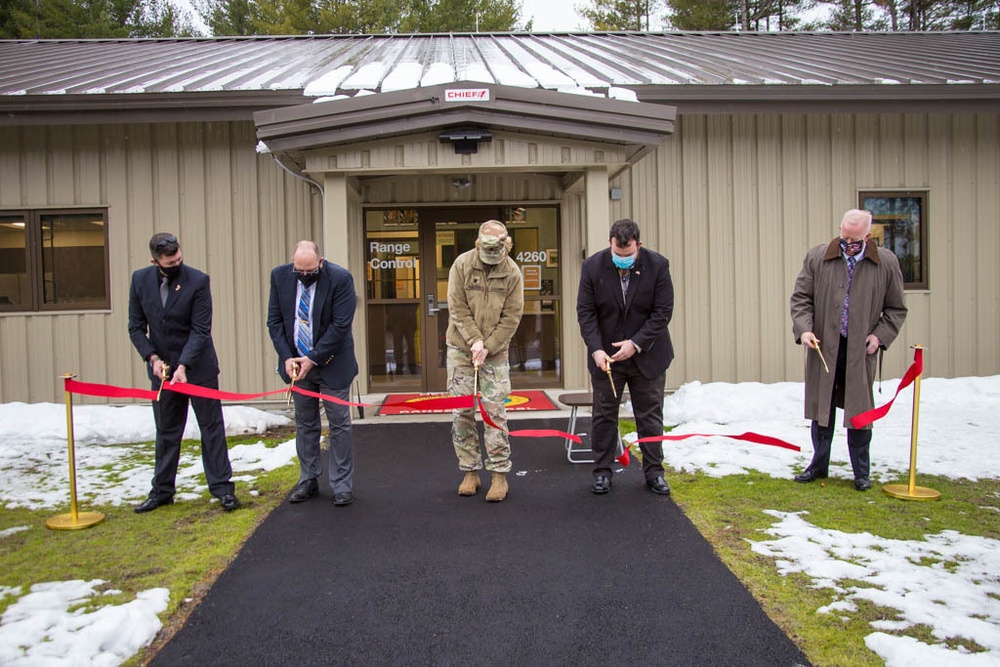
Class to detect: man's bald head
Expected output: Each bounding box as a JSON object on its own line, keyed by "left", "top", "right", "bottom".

{"left": 840, "top": 209, "right": 873, "bottom": 242}
{"left": 292, "top": 241, "right": 322, "bottom": 272}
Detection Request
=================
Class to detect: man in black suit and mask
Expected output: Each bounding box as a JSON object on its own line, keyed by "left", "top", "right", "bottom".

{"left": 268, "top": 240, "right": 359, "bottom": 507}
{"left": 577, "top": 218, "right": 675, "bottom": 496}
{"left": 128, "top": 232, "right": 239, "bottom": 513}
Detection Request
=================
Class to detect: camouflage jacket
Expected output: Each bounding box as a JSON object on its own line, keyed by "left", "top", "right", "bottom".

{"left": 445, "top": 248, "right": 524, "bottom": 359}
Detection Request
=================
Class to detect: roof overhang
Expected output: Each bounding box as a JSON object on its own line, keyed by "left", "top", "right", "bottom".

{"left": 254, "top": 81, "right": 676, "bottom": 170}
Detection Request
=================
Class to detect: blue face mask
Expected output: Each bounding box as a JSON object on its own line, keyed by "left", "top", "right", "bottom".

{"left": 612, "top": 253, "right": 636, "bottom": 270}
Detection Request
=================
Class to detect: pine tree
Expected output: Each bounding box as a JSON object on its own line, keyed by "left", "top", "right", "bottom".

{"left": 1, "top": 0, "right": 189, "bottom": 38}
{"left": 199, "top": 0, "right": 262, "bottom": 35}
{"left": 403, "top": 0, "right": 523, "bottom": 32}
{"left": 665, "top": 0, "right": 735, "bottom": 29}
{"left": 580, "top": 0, "right": 657, "bottom": 30}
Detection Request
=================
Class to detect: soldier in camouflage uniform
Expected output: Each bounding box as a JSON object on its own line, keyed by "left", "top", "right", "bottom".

{"left": 446, "top": 220, "right": 524, "bottom": 502}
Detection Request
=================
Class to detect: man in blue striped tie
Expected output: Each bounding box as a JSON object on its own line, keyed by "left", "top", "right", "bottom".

{"left": 268, "top": 241, "right": 359, "bottom": 507}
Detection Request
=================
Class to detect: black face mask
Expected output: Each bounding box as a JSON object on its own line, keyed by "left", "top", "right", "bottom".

{"left": 157, "top": 262, "right": 183, "bottom": 281}
{"left": 297, "top": 271, "right": 319, "bottom": 287}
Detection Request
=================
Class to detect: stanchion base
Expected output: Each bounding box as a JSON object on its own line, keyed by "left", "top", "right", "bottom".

{"left": 882, "top": 484, "right": 941, "bottom": 501}
{"left": 46, "top": 512, "right": 105, "bottom": 530}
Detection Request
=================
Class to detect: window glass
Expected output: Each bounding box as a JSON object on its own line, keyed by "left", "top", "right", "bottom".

{"left": 0, "top": 209, "right": 109, "bottom": 312}
{"left": 40, "top": 212, "right": 109, "bottom": 306}
{"left": 364, "top": 209, "right": 419, "bottom": 300}
{"left": 860, "top": 192, "right": 927, "bottom": 289}
{"left": 365, "top": 210, "right": 422, "bottom": 388}
{"left": 0, "top": 214, "right": 29, "bottom": 309}
{"left": 505, "top": 206, "right": 561, "bottom": 381}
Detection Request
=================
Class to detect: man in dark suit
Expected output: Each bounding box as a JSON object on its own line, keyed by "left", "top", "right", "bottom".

{"left": 128, "top": 232, "right": 239, "bottom": 513}
{"left": 577, "top": 218, "right": 675, "bottom": 496}
{"left": 268, "top": 240, "right": 359, "bottom": 507}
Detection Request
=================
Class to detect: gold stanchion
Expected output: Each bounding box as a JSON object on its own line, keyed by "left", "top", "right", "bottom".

{"left": 884, "top": 345, "right": 940, "bottom": 501}
{"left": 46, "top": 374, "right": 105, "bottom": 530}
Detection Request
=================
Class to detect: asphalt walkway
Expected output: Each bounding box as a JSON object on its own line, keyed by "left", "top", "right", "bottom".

{"left": 151, "top": 417, "right": 809, "bottom": 666}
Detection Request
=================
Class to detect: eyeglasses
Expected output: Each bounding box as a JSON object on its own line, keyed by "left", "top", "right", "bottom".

{"left": 152, "top": 234, "right": 178, "bottom": 252}
{"left": 293, "top": 267, "right": 320, "bottom": 277}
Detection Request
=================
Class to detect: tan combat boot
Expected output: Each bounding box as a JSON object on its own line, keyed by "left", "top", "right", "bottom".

{"left": 458, "top": 471, "right": 481, "bottom": 496}
{"left": 485, "top": 472, "right": 508, "bottom": 502}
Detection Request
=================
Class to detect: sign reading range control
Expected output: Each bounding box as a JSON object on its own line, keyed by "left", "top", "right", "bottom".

{"left": 444, "top": 88, "right": 491, "bottom": 102}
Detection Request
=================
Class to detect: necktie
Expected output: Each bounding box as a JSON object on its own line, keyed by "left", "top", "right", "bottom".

{"left": 159, "top": 276, "right": 169, "bottom": 308}
{"left": 619, "top": 269, "right": 630, "bottom": 304}
{"left": 296, "top": 285, "right": 312, "bottom": 356}
{"left": 839, "top": 255, "right": 857, "bottom": 337}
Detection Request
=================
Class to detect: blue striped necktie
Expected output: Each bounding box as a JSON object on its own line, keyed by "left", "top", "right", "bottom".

{"left": 296, "top": 285, "right": 312, "bottom": 356}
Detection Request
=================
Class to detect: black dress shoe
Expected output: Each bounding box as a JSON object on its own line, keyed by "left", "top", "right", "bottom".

{"left": 333, "top": 492, "right": 354, "bottom": 507}
{"left": 134, "top": 496, "right": 173, "bottom": 514}
{"left": 854, "top": 477, "right": 872, "bottom": 491}
{"left": 591, "top": 474, "right": 611, "bottom": 495}
{"left": 220, "top": 494, "right": 240, "bottom": 511}
{"left": 794, "top": 469, "right": 828, "bottom": 483}
{"left": 289, "top": 478, "right": 318, "bottom": 504}
{"left": 646, "top": 476, "right": 671, "bottom": 496}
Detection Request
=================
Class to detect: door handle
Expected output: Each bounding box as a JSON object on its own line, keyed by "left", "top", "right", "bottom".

{"left": 427, "top": 294, "right": 439, "bottom": 316}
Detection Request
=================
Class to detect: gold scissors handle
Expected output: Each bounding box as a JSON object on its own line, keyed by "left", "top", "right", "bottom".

{"left": 287, "top": 363, "right": 299, "bottom": 406}
{"left": 473, "top": 359, "right": 480, "bottom": 409}
{"left": 156, "top": 363, "right": 170, "bottom": 402}
{"left": 812, "top": 340, "right": 830, "bottom": 374}
{"left": 605, "top": 359, "right": 617, "bottom": 398}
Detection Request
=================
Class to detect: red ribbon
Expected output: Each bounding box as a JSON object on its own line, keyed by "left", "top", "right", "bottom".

{"left": 160, "top": 383, "right": 289, "bottom": 402}
{"left": 850, "top": 347, "right": 923, "bottom": 429}
{"left": 636, "top": 431, "right": 801, "bottom": 452}
{"left": 62, "top": 377, "right": 581, "bottom": 443}
{"left": 64, "top": 378, "right": 157, "bottom": 401}
{"left": 62, "top": 378, "right": 800, "bottom": 457}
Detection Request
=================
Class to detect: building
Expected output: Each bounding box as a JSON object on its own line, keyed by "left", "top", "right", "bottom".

{"left": 1, "top": 32, "right": 998, "bottom": 403}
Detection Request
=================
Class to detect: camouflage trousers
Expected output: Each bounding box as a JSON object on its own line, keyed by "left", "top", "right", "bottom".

{"left": 447, "top": 346, "right": 512, "bottom": 473}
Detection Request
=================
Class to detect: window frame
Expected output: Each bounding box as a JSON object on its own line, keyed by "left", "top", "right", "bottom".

{"left": 858, "top": 190, "right": 928, "bottom": 290}
{"left": 0, "top": 207, "right": 111, "bottom": 313}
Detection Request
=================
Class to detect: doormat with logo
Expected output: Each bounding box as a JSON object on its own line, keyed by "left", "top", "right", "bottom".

{"left": 377, "top": 390, "right": 557, "bottom": 416}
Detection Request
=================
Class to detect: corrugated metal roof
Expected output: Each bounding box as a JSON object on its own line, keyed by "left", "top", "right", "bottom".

{"left": 1, "top": 31, "right": 998, "bottom": 99}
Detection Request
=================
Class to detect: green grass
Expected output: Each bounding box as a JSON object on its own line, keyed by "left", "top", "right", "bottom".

{"left": 620, "top": 420, "right": 1000, "bottom": 666}
{"left": 2, "top": 426, "right": 999, "bottom": 666}
{"left": 0, "top": 433, "right": 298, "bottom": 666}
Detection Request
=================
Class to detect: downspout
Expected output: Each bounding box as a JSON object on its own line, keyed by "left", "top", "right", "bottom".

{"left": 257, "top": 141, "right": 326, "bottom": 204}
{"left": 256, "top": 141, "right": 325, "bottom": 201}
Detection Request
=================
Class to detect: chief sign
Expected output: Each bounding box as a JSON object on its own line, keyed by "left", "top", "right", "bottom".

{"left": 444, "top": 88, "right": 491, "bottom": 102}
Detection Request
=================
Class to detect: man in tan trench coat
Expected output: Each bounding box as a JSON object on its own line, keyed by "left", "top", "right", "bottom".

{"left": 790, "top": 209, "right": 907, "bottom": 491}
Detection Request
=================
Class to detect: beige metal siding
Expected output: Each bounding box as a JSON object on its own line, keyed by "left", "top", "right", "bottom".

{"left": 630, "top": 111, "right": 1000, "bottom": 390}
{"left": 2, "top": 109, "right": 997, "bottom": 404}
{"left": 359, "top": 172, "right": 565, "bottom": 205}
{"left": 0, "top": 121, "right": 319, "bottom": 403}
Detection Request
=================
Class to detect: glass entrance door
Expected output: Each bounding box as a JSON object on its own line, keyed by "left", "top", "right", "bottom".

{"left": 364, "top": 209, "right": 422, "bottom": 391}
{"left": 420, "top": 208, "right": 501, "bottom": 390}
{"left": 365, "top": 206, "right": 563, "bottom": 393}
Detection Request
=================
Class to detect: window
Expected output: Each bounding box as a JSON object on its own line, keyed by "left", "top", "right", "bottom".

{"left": 859, "top": 192, "right": 927, "bottom": 289}
{"left": 0, "top": 209, "right": 110, "bottom": 312}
